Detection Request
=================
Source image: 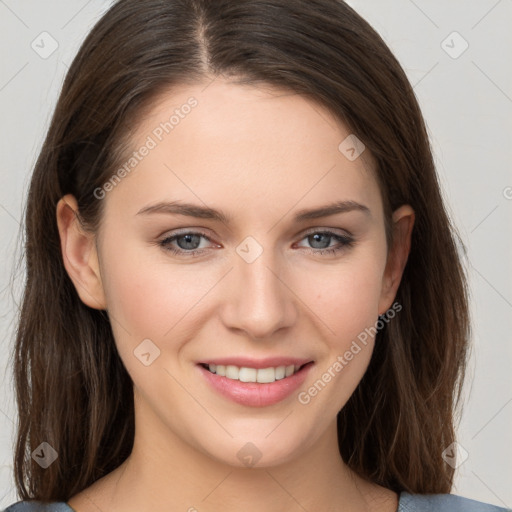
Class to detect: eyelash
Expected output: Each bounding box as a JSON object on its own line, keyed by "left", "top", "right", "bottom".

{"left": 157, "top": 229, "right": 355, "bottom": 258}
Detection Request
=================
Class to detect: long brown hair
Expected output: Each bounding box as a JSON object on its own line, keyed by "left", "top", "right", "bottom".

{"left": 12, "top": 0, "right": 470, "bottom": 500}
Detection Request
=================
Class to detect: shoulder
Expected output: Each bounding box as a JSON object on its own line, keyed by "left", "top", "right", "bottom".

{"left": 2, "top": 501, "right": 74, "bottom": 512}
{"left": 399, "top": 492, "right": 511, "bottom": 512}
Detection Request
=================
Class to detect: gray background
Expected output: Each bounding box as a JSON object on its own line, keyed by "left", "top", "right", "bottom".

{"left": 1, "top": 0, "right": 511, "bottom": 508}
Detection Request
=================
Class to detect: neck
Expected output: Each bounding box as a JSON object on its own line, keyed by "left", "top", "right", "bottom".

{"left": 72, "top": 395, "right": 397, "bottom": 512}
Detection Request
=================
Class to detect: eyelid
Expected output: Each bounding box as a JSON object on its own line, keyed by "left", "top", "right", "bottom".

{"left": 157, "top": 229, "right": 220, "bottom": 254}
{"left": 158, "top": 226, "right": 353, "bottom": 245}
{"left": 299, "top": 226, "right": 354, "bottom": 238}
{"left": 157, "top": 226, "right": 355, "bottom": 259}
{"left": 158, "top": 227, "right": 217, "bottom": 243}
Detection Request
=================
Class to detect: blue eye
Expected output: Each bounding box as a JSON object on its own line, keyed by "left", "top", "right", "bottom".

{"left": 158, "top": 230, "right": 354, "bottom": 257}
{"left": 296, "top": 230, "right": 354, "bottom": 256}
{"left": 159, "top": 231, "right": 214, "bottom": 257}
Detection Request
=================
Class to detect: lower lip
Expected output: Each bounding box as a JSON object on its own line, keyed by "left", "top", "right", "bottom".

{"left": 197, "top": 363, "right": 314, "bottom": 407}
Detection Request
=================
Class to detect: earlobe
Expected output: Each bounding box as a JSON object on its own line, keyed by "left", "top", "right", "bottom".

{"left": 378, "top": 204, "right": 415, "bottom": 315}
{"left": 56, "top": 194, "right": 107, "bottom": 310}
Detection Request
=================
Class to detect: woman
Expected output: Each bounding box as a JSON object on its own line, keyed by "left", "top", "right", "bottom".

{"left": 4, "top": 0, "right": 510, "bottom": 511}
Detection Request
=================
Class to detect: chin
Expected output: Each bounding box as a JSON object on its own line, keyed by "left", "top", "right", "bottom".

{"left": 195, "top": 428, "right": 314, "bottom": 470}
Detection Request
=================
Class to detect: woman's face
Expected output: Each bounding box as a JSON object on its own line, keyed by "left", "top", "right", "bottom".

{"left": 66, "top": 78, "right": 412, "bottom": 468}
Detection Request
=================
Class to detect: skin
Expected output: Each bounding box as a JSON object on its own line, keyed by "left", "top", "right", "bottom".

{"left": 58, "top": 78, "right": 414, "bottom": 512}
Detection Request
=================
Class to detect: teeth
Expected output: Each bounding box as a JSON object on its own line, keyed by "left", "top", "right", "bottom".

{"left": 226, "top": 365, "right": 239, "bottom": 379}
{"left": 206, "top": 363, "right": 302, "bottom": 383}
{"left": 275, "top": 366, "right": 285, "bottom": 380}
{"left": 256, "top": 367, "right": 275, "bottom": 383}
{"left": 239, "top": 367, "right": 257, "bottom": 382}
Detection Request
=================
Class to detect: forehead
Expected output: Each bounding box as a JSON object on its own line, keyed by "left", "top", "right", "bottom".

{"left": 103, "top": 78, "right": 382, "bottom": 225}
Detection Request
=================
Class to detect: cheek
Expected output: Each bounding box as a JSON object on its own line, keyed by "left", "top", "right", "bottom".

{"left": 101, "top": 234, "right": 386, "bottom": 346}
{"left": 293, "top": 253, "right": 385, "bottom": 411}
{"left": 102, "top": 260, "right": 171, "bottom": 338}
{"left": 300, "top": 253, "right": 385, "bottom": 343}
{"left": 99, "top": 251, "right": 213, "bottom": 396}
{"left": 102, "top": 256, "right": 213, "bottom": 339}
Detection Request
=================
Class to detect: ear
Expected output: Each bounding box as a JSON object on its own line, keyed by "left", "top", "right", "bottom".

{"left": 378, "top": 204, "right": 415, "bottom": 315}
{"left": 56, "top": 194, "right": 107, "bottom": 310}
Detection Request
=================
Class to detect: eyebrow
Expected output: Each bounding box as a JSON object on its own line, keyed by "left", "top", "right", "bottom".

{"left": 136, "top": 200, "right": 371, "bottom": 223}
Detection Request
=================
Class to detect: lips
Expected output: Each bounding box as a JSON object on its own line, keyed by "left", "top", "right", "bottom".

{"left": 198, "top": 356, "right": 313, "bottom": 369}
{"left": 197, "top": 357, "right": 314, "bottom": 407}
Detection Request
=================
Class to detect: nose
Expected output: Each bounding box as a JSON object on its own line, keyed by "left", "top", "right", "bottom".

{"left": 221, "top": 248, "right": 298, "bottom": 340}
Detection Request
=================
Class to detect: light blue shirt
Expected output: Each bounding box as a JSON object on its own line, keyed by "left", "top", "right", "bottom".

{"left": 3, "top": 492, "right": 511, "bottom": 511}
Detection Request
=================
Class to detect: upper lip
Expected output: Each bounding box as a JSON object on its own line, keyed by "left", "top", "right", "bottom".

{"left": 198, "top": 357, "right": 314, "bottom": 369}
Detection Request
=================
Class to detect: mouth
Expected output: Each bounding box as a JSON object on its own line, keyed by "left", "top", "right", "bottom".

{"left": 199, "top": 361, "right": 312, "bottom": 383}
{"left": 196, "top": 359, "right": 315, "bottom": 407}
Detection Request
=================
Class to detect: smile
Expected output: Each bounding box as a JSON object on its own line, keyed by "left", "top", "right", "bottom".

{"left": 201, "top": 363, "right": 306, "bottom": 383}
{"left": 197, "top": 359, "right": 315, "bottom": 407}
